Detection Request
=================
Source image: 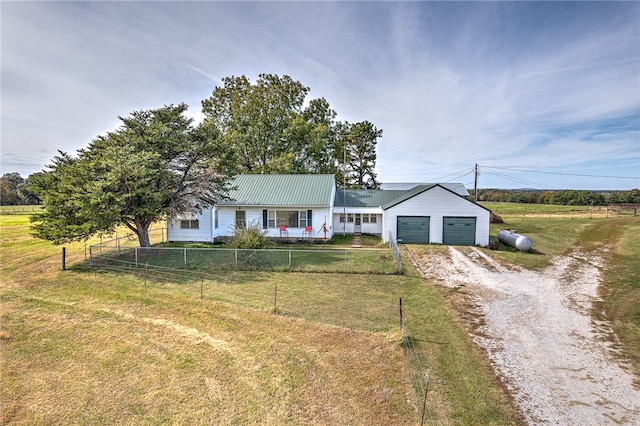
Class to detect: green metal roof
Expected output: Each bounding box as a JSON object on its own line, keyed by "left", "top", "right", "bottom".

{"left": 334, "top": 189, "right": 407, "bottom": 208}
{"left": 381, "top": 184, "right": 437, "bottom": 209}
{"left": 220, "top": 174, "right": 335, "bottom": 207}
{"left": 381, "top": 184, "right": 491, "bottom": 211}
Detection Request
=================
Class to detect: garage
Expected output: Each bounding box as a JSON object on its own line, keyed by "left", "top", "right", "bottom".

{"left": 397, "top": 216, "right": 430, "bottom": 244}
{"left": 442, "top": 216, "right": 476, "bottom": 245}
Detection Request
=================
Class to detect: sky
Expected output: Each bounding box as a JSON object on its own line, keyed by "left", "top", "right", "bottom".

{"left": 1, "top": 1, "right": 639, "bottom": 190}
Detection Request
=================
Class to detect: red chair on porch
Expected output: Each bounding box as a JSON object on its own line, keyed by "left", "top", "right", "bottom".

{"left": 302, "top": 226, "right": 312, "bottom": 238}
{"left": 279, "top": 225, "right": 288, "bottom": 237}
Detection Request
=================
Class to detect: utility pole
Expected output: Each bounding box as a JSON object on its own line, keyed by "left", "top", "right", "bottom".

{"left": 474, "top": 163, "right": 479, "bottom": 202}
{"left": 343, "top": 141, "right": 348, "bottom": 237}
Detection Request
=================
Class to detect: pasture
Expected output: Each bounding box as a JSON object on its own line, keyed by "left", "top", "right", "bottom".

{"left": 0, "top": 214, "right": 521, "bottom": 425}
{"left": 1, "top": 204, "right": 638, "bottom": 424}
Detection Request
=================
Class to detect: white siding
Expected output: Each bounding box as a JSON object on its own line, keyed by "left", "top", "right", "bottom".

{"left": 332, "top": 208, "right": 383, "bottom": 236}
{"left": 167, "top": 207, "right": 214, "bottom": 242}
{"left": 217, "top": 206, "right": 333, "bottom": 239}
{"left": 383, "top": 186, "right": 490, "bottom": 245}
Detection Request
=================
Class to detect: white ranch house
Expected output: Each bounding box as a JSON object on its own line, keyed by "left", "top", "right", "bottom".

{"left": 167, "top": 174, "right": 490, "bottom": 246}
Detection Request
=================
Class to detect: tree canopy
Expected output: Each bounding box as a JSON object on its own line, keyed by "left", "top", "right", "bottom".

{"left": 0, "top": 172, "right": 40, "bottom": 205}
{"left": 29, "top": 104, "right": 232, "bottom": 247}
{"left": 201, "top": 73, "right": 382, "bottom": 188}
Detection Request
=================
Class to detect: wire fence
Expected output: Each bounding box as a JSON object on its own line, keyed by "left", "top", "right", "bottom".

{"left": 89, "top": 228, "right": 402, "bottom": 275}
{"left": 86, "top": 230, "right": 431, "bottom": 414}
{"left": 90, "top": 257, "right": 433, "bottom": 423}
{"left": 83, "top": 233, "right": 437, "bottom": 422}
{"left": 389, "top": 231, "right": 402, "bottom": 272}
{"left": 91, "top": 245, "right": 401, "bottom": 275}
{"left": 0, "top": 205, "right": 43, "bottom": 215}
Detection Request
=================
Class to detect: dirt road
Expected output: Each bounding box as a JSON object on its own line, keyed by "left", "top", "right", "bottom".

{"left": 412, "top": 246, "right": 640, "bottom": 425}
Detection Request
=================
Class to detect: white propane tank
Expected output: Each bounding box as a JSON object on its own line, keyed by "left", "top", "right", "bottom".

{"left": 498, "top": 230, "right": 532, "bottom": 251}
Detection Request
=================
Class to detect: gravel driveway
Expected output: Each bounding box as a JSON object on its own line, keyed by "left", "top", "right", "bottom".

{"left": 411, "top": 246, "right": 640, "bottom": 425}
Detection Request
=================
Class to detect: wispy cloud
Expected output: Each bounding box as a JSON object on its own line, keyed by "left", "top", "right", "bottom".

{"left": 1, "top": 1, "right": 638, "bottom": 189}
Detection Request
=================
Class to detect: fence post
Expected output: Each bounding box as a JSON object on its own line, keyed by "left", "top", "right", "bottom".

{"left": 135, "top": 247, "right": 138, "bottom": 268}
{"left": 344, "top": 250, "right": 348, "bottom": 273}
{"left": 399, "top": 297, "right": 403, "bottom": 329}
{"left": 200, "top": 272, "right": 204, "bottom": 300}
{"left": 288, "top": 250, "right": 292, "bottom": 269}
{"left": 62, "top": 247, "right": 66, "bottom": 271}
{"left": 184, "top": 248, "right": 187, "bottom": 269}
{"left": 235, "top": 249, "right": 238, "bottom": 269}
{"left": 273, "top": 281, "right": 278, "bottom": 311}
{"left": 89, "top": 245, "right": 93, "bottom": 268}
{"left": 420, "top": 373, "right": 430, "bottom": 426}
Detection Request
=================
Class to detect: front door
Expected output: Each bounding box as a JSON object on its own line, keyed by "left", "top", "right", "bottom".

{"left": 354, "top": 214, "right": 362, "bottom": 235}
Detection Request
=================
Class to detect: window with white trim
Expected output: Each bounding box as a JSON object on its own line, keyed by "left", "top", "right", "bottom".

{"left": 178, "top": 212, "right": 199, "bottom": 229}
{"left": 180, "top": 219, "right": 199, "bottom": 229}
{"left": 362, "top": 214, "right": 377, "bottom": 224}
{"left": 299, "top": 210, "right": 308, "bottom": 228}
{"left": 265, "top": 210, "right": 311, "bottom": 228}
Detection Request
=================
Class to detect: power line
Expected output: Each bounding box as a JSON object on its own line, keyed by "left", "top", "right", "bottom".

{"left": 481, "top": 166, "right": 639, "bottom": 180}
{"left": 481, "top": 169, "right": 561, "bottom": 190}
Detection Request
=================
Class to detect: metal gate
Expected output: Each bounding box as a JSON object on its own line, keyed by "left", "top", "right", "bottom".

{"left": 396, "top": 216, "right": 430, "bottom": 244}
{"left": 442, "top": 217, "right": 476, "bottom": 245}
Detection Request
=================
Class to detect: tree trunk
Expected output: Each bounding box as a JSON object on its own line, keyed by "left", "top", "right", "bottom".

{"left": 135, "top": 219, "right": 152, "bottom": 248}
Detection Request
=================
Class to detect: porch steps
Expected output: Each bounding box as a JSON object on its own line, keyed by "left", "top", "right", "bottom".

{"left": 351, "top": 233, "right": 362, "bottom": 248}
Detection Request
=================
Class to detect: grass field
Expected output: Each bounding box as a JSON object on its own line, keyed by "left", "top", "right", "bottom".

{"left": 2, "top": 205, "right": 638, "bottom": 424}
{"left": 0, "top": 214, "right": 522, "bottom": 425}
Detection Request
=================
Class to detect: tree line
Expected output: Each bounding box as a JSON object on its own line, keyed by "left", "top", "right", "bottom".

{"left": 477, "top": 188, "right": 640, "bottom": 206}
{"left": 0, "top": 172, "right": 40, "bottom": 205}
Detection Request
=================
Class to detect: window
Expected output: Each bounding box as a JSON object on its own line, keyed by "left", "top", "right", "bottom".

{"left": 347, "top": 214, "right": 354, "bottom": 223}
{"left": 235, "top": 210, "right": 246, "bottom": 229}
{"left": 178, "top": 212, "right": 199, "bottom": 229}
{"left": 180, "top": 219, "right": 199, "bottom": 229}
{"left": 264, "top": 210, "right": 311, "bottom": 228}
{"left": 339, "top": 214, "right": 346, "bottom": 223}
{"left": 362, "top": 214, "right": 377, "bottom": 224}
{"left": 277, "top": 211, "right": 299, "bottom": 227}
{"left": 214, "top": 209, "right": 218, "bottom": 229}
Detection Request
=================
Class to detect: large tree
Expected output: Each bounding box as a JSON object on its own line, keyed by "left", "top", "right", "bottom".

{"left": 0, "top": 172, "right": 25, "bottom": 205}
{"left": 200, "top": 73, "right": 378, "bottom": 181}
{"left": 340, "top": 121, "right": 382, "bottom": 189}
{"left": 29, "top": 104, "right": 232, "bottom": 247}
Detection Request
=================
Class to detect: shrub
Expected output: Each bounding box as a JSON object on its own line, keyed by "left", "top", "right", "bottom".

{"left": 230, "top": 221, "right": 268, "bottom": 249}
{"left": 490, "top": 212, "right": 504, "bottom": 224}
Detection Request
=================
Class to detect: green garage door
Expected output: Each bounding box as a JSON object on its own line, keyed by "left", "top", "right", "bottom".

{"left": 397, "top": 216, "right": 430, "bottom": 244}
{"left": 443, "top": 217, "right": 476, "bottom": 245}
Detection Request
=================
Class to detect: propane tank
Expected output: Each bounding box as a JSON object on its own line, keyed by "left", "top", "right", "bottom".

{"left": 498, "top": 230, "right": 532, "bottom": 251}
